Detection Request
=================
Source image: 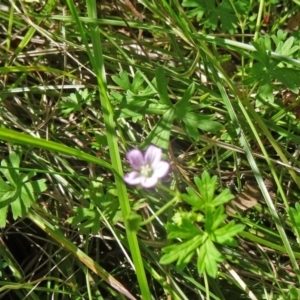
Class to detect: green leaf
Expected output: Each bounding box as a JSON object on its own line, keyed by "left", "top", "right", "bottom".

{"left": 141, "top": 108, "right": 175, "bottom": 150}
{"left": 182, "top": 114, "right": 201, "bottom": 140}
{"left": 245, "top": 64, "right": 274, "bottom": 103}
{"left": 0, "top": 152, "right": 47, "bottom": 226}
{"left": 172, "top": 209, "right": 203, "bottom": 226}
{"left": 0, "top": 176, "right": 13, "bottom": 202}
{"left": 59, "top": 88, "right": 95, "bottom": 115}
{"left": 251, "top": 41, "right": 271, "bottom": 66}
{"left": 211, "top": 221, "right": 245, "bottom": 245}
{"left": 291, "top": 203, "right": 300, "bottom": 228}
{"left": 131, "top": 71, "right": 144, "bottom": 93}
{"left": 197, "top": 119, "right": 223, "bottom": 134}
{"left": 197, "top": 239, "right": 223, "bottom": 277}
{"left": 111, "top": 70, "right": 131, "bottom": 90}
{"left": 257, "top": 77, "right": 274, "bottom": 102}
{"left": 29, "top": 178, "right": 48, "bottom": 193}
{"left": 270, "top": 67, "right": 300, "bottom": 93}
{"left": 119, "top": 97, "right": 169, "bottom": 119}
{"left": 166, "top": 219, "right": 202, "bottom": 240}
{"left": 59, "top": 91, "right": 84, "bottom": 115}
{"left": 182, "top": 173, "right": 235, "bottom": 211}
{"left": 181, "top": 186, "right": 203, "bottom": 210}
{"left": 160, "top": 235, "right": 204, "bottom": 266}
{"left": 126, "top": 212, "right": 142, "bottom": 232}
{"left": 21, "top": 170, "right": 36, "bottom": 183}
{"left": 67, "top": 207, "right": 101, "bottom": 234}
{"left": 182, "top": 112, "right": 223, "bottom": 137}
{"left": 0, "top": 184, "right": 16, "bottom": 226}
{"left": 175, "top": 83, "right": 196, "bottom": 111}
{"left": 195, "top": 172, "right": 217, "bottom": 204}
{"left": 155, "top": 66, "right": 172, "bottom": 106}
{"left": 177, "top": 250, "right": 195, "bottom": 271}
{"left": 275, "top": 37, "right": 299, "bottom": 56}
{"left": 0, "top": 206, "right": 8, "bottom": 228}
{"left": 1, "top": 153, "right": 20, "bottom": 185}
{"left": 288, "top": 286, "right": 300, "bottom": 300}
{"left": 110, "top": 91, "right": 124, "bottom": 103}
{"left": 216, "top": 0, "right": 238, "bottom": 33}
{"left": 209, "top": 205, "right": 227, "bottom": 231}
{"left": 234, "top": 0, "right": 250, "bottom": 14}
{"left": 10, "top": 196, "right": 26, "bottom": 220}
{"left": 144, "top": 103, "right": 170, "bottom": 115}
{"left": 212, "top": 188, "right": 235, "bottom": 206}
{"left": 183, "top": 0, "right": 247, "bottom": 33}
{"left": 290, "top": 203, "right": 300, "bottom": 238}
{"left": 271, "top": 29, "right": 287, "bottom": 45}
{"left": 182, "top": 0, "right": 207, "bottom": 8}
{"left": 20, "top": 182, "right": 35, "bottom": 208}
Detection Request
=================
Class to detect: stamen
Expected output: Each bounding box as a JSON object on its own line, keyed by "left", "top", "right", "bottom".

{"left": 140, "top": 164, "right": 153, "bottom": 177}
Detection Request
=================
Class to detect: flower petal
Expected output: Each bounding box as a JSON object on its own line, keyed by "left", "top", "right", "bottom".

{"left": 126, "top": 149, "right": 144, "bottom": 170}
{"left": 145, "top": 145, "right": 162, "bottom": 167}
{"left": 124, "top": 171, "right": 142, "bottom": 185}
{"left": 140, "top": 176, "right": 158, "bottom": 188}
{"left": 152, "top": 161, "right": 170, "bottom": 178}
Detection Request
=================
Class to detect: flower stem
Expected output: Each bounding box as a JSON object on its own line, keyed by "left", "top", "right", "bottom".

{"left": 140, "top": 194, "right": 179, "bottom": 226}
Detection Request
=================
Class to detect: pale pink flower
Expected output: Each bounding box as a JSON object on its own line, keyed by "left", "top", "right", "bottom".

{"left": 124, "top": 145, "right": 170, "bottom": 188}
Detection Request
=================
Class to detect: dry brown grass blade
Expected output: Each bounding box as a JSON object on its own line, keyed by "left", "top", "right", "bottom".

{"left": 287, "top": 11, "right": 300, "bottom": 31}
{"left": 227, "top": 179, "right": 275, "bottom": 215}
{"left": 27, "top": 209, "right": 137, "bottom": 300}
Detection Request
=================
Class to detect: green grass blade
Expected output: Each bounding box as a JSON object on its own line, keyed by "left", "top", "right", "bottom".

{"left": 0, "top": 128, "right": 112, "bottom": 169}
{"left": 65, "top": 1, "right": 151, "bottom": 298}
{"left": 27, "top": 209, "right": 136, "bottom": 300}
{"left": 8, "top": 0, "right": 56, "bottom": 60}
{"left": 198, "top": 41, "right": 300, "bottom": 282}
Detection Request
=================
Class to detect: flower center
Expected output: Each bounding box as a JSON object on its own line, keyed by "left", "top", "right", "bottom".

{"left": 140, "top": 164, "right": 153, "bottom": 177}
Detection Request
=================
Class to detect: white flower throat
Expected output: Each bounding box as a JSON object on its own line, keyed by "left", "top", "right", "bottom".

{"left": 140, "top": 164, "right": 153, "bottom": 177}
